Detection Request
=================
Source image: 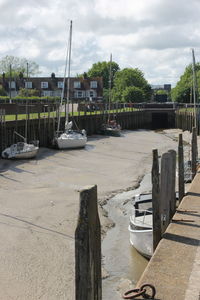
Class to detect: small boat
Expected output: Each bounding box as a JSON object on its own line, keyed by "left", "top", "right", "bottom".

{"left": 100, "top": 120, "right": 121, "bottom": 137}
{"left": 128, "top": 193, "right": 153, "bottom": 259}
{"left": 2, "top": 132, "right": 39, "bottom": 159}
{"left": 100, "top": 54, "right": 121, "bottom": 137}
{"left": 55, "top": 121, "right": 87, "bottom": 149}
{"left": 53, "top": 20, "right": 87, "bottom": 149}
{"left": 128, "top": 192, "right": 179, "bottom": 258}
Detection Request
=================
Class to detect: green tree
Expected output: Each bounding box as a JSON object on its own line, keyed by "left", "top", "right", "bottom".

{"left": 0, "top": 55, "right": 40, "bottom": 77}
{"left": 18, "top": 88, "right": 40, "bottom": 97}
{"left": 171, "top": 63, "right": 200, "bottom": 103}
{"left": 112, "top": 68, "right": 151, "bottom": 102}
{"left": 87, "top": 60, "right": 120, "bottom": 89}
{"left": 0, "top": 85, "right": 7, "bottom": 96}
{"left": 122, "top": 86, "right": 145, "bottom": 103}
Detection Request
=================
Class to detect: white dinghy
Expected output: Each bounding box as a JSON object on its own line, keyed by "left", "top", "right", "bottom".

{"left": 128, "top": 193, "right": 153, "bottom": 259}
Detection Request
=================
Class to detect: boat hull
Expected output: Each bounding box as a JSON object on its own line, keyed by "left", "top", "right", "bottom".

{"left": 2, "top": 143, "right": 39, "bottom": 159}
{"left": 128, "top": 225, "right": 153, "bottom": 258}
{"left": 56, "top": 131, "right": 87, "bottom": 149}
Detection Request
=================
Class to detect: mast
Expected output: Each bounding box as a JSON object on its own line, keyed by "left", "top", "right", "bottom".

{"left": 191, "top": 48, "right": 197, "bottom": 128}
{"left": 66, "top": 20, "right": 72, "bottom": 125}
{"left": 25, "top": 62, "right": 29, "bottom": 143}
{"left": 108, "top": 53, "right": 112, "bottom": 123}
{"left": 9, "top": 64, "right": 12, "bottom": 104}
{"left": 56, "top": 20, "right": 72, "bottom": 135}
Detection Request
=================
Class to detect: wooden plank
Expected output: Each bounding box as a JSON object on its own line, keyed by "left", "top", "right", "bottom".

{"left": 178, "top": 134, "right": 185, "bottom": 202}
{"left": 151, "top": 149, "right": 161, "bottom": 251}
{"left": 192, "top": 127, "right": 197, "bottom": 179}
{"left": 160, "top": 151, "right": 176, "bottom": 234}
{"left": 75, "top": 185, "right": 102, "bottom": 300}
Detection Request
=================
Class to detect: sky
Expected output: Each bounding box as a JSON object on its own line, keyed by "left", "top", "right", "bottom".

{"left": 0, "top": 0, "right": 200, "bottom": 87}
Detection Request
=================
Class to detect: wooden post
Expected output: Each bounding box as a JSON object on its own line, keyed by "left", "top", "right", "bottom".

{"left": 168, "top": 150, "right": 176, "bottom": 219}
{"left": 192, "top": 127, "right": 197, "bottom": 179}
{"left": 178, "top": 134, "right": 185, "bottom": 202}
{"left": 151, "top": 149, "right": 161, "bottom": 251}
{"left": 75, "top": 185, "right": 102, "bottom": 300}
{"left": 160, "top": 150, "right": 176, "bottom": 235}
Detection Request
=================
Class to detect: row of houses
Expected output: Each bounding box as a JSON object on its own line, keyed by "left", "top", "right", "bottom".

{"left": 0, "top": 72, "right": 103, "bottom": 101}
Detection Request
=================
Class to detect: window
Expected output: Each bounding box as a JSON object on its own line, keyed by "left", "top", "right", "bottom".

{"left": 90, "top": 91, "right": 94, "bottom": 98}
{"left": 8, "top": 81, "right": 16, "bottom": 89}
{"left": 41, "top": 82, "right": 48, "bottom": 88}
{"left": 25, "top": 81, "right": 32, "bottom": 89}
{"left": 74, "top": 81, "right": 81, "bottom": 88}
{"left": 90, "top": 81, "right": 97, "bottom": 88}
{"left": 74, "top": 90, "right": 85, "bottom": 98}
{"left": 57, "top": 81, "right": 64, "bottom": 88}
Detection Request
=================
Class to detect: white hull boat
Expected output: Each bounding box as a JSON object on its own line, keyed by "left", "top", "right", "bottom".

{"left": 56, "top": 129, "right": 87, "bottom": 149}
{"left": 2, "top": 141, "right": 39, "bottom": 159}
{"left": 128, "top": 193, "right": 153, "bottom": 258}
{"left": 54, "top": 21, "right": 87, "bottom": 150}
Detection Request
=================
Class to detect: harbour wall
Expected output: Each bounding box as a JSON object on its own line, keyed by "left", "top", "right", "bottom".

{"left": 0, "top": 109, "right": 193, "bottom": 152}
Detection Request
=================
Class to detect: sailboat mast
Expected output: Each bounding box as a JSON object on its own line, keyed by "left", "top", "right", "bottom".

{"left": 66, "top": 20, "right": 73, "bottom": 125}
{"left": 191, "top": 48, "right": 197, "bottom": 128}
{"left": 56, "top": 20, "right": 72, "bottom": 135}
{"left": 108, "top": 53, "right": 112, "bottom": 122}
{"left": 25, "top": 62, "right": 29, "bottom": 143}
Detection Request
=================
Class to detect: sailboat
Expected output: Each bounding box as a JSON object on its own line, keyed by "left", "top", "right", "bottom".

{"left": 100, "top": 54, "right": 121, "bottom": 137}
{"left": 1, "top": 63, "right": 39, "bottom": 159}
{"left": 53, "top": 20, "right": 87, "bottom": 149}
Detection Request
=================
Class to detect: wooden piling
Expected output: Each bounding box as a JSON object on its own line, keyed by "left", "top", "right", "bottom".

{"left": 75, "top": 185, "right": 102, "bottom": 300}
{"left": 168, "top": 150, "right": 176, "bottom": 219}
{"left": 160, "top": 150, "right": 176, "bottom": 234}
{"left": 192, "top": 127, "right": 197, "bottom": 179}
{"left": 178, "top": 134, "right": 185, "bottom": 203}
{"left": 151, "top": 149, "right": 161, "bottom": 251}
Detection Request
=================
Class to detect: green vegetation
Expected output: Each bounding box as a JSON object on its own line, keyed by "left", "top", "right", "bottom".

{"left": 4, "top": 107, "right": 138, "bottom": 121}
{"left": 171, "top": 63, "right": 200, "bottom": 103}
{"left": 112, "top": 68, "right": 151, "bottom": 102}
{"left": 0, "top": 55, "right": 40, "bottom": 77}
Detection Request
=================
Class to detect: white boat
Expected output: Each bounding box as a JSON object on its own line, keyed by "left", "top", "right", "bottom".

{"left": 1, "top": 63, "right": 39, "bottom": 160}
{"left": 128, "top": 193, "right": 153, "bottom": 259}
{"left": 2, "top": 140, "right": 39, "bottom": 159}
{"left": 55, "top": 121, "right": 87, "bottom": 149}
{"left": 53, "top": 20, "right": 87, "bottom": 149}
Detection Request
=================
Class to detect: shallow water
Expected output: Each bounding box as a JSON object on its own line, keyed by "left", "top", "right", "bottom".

{"left": 102, "top": 174, "right": 152, "bottom": 300}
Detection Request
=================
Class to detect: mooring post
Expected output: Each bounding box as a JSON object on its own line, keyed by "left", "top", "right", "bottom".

{"left": 168, "top": 150, "right": 176, "bottom": 219}
{"left": 178, "top": 134, "right": 185, "bottom": 203}
{"left": 160, "top": 151, "right": 176, "bottom": 235}
{"left": 75, "top": 185, "right": 102, "bottom": 300}
{"left": 192, "top": 127, "right": 197, "bottom": 179}
{"left": 151, "top": 149, "right": 161, "bottom": 251}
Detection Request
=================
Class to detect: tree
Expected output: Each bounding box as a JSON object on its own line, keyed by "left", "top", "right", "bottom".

{"left": 87, "top": 60, "right": 120, "bottom": 89}
{"left": 0, "top": 55, "right": 40, "bottom": 77}
{"left": 171, "top": 63, "right": 200, "bottom": 103}
{"left": 112, "top": 68, "right": 151, "bottom": 102}
{"left": 0, "top": 85, "right": 7, "bottom": 96}
{"left": 122, "top": 86, "right": 145, "bottom": 103}
{"left": 18, "top": 88, "right": 40, "bottom": 97}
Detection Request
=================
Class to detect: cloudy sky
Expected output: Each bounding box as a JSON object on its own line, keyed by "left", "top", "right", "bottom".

{"left": 0, "top": 0, "right": 200, "bottom": 86}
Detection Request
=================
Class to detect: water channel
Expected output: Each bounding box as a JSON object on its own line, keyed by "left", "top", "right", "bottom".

{"left": 102, "top": 173, "right": 152, "bottom": 300}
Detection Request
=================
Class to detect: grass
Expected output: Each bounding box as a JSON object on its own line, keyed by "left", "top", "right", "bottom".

{"left": 4, "top": 107, "right": 138, "bottom": 121}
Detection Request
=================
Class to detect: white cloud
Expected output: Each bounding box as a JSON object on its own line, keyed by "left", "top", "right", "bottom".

{"left": 0, "top": 0, "right": 200, "bottom": 85}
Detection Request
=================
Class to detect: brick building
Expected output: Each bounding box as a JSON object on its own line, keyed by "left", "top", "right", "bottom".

{"left": 0, "top": 72, "right": 103, "bottom": 102}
